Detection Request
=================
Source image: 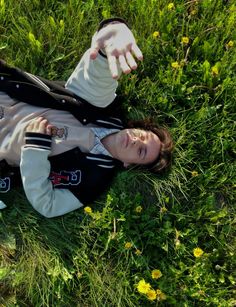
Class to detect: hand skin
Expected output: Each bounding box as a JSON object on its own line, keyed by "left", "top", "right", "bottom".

{"left": 26, "top": 117, "right": 52, "bottom": 135}
{"left": 90, "top": 23, "right": 143, "bottom": 79}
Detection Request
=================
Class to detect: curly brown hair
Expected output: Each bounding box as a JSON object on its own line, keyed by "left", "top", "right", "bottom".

{"left": 126, "top": 118, "right": 173, "bottom": 173}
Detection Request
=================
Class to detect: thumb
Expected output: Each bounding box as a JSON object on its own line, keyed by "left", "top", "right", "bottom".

{"left": 90, "top": 33, "right": 102, "bottom": 60}
{"left": 90, "top": 46, "right": 100, "bottom": 60}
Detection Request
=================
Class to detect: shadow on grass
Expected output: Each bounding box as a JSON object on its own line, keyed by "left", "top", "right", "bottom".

{"left": 0, "top": 188, "right": 86, "bottom": 305}
{"left": 0, "top": 166, "right": 183, "bottom": 306}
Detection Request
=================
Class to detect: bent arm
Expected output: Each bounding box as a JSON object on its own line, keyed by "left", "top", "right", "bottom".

{"left": 20, "top": 131, "right": 83, "bottom": 218}
{"left": 20, "top": 147, "right": 82, "bottom": 218}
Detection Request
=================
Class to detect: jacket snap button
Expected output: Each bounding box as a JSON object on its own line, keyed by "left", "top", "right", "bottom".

{"left": 83, "top": 119, "right": 87, "bottom": 123}
{"left": 0, "top": 76, "right": 4, "bottom": 80}
{"left": 16, "top": 84, "right": 20, "bottom": 88}
{"left": 61, "top": 99, "right": 65, "bottom": 103}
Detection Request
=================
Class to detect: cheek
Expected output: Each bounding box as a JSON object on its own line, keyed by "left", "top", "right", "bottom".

{"left": 127, "top": 148, "right": 138, "bottom": 163}
{"left": 118, "top": 148, "right": 131, "bottom": 163}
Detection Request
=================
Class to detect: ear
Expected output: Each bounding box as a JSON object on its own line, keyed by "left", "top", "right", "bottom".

{"left": 123, "top": 162, "right": 130, "bottom": 168}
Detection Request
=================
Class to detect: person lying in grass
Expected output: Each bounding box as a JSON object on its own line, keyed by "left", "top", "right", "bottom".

{"left": 0, "top": 18, "right": 173, "bottom": 217}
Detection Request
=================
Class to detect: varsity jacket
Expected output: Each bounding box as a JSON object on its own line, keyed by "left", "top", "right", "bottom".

{"left": 0, "top": 18, "right": 129, "bottom": 217}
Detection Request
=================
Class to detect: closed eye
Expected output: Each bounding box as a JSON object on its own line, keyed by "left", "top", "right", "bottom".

{"left": 139, "top": 147, "right": 146, "bottom": 160}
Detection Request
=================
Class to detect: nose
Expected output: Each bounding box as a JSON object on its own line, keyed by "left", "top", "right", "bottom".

{"left": 132, "top": 136, "right": 142, "bottom": 145}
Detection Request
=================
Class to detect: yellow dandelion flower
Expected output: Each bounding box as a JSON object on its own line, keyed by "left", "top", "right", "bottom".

{"left": 191, "top": 171, "right": 198, "bottom": 177}
{"left": 211, "top": 66, "right": 219, "bottom": 76}
{"left": 226, "top": 40, "right": 234, "bottom": 49}
{"left": 175, "top": 239, "right": 181, "bottom": 247}
{"left": 135, "top": 205, "right": 143, "bottom": 213}
{"left": 151, "top": 269, "right": 162, "bottom": 279}
{"left": 193, "top": 247, "right": 204, "bottom": 258}
{"left": 156, "top": 289, "right": 162, "bottom": 295}
{"left": 160, "top": 206, "right": 168, "bottom": 213}
{"left": 135, "top": 249, "right": 142, "bottom": 255}
{"left": 160, "top": 292, "right": 167, "bottom": 300}
{"left": 190, "top": 9, "right": 197, "bottom": 15}
{"left": 84, "top": 206, "right": 92, "bottom": 214}
{"left": 137, "top": 279, "right": 151, "bottom": 294}
{"left": 153, "top": 31, "right": 160, "bottom": 38}
{"left": 124, "top": 242, "right": 132, "bottom": 249}
{"left": 182, "top": 36, "right": 189, "bottom": 44}
{"left": 156, "top": 289, "right": 167, "bottom": 301}
{"left": 171, "top": 61, "right": 180, "bottom": 69}
{"left": 198, "top": 290, "right": 206, "bottom": 296}
{"left": 167, "top": 3, "right": 175, "bottom": 10}
{"left": 76, "top": 271, "right": 83, "bottom": 278}
{"left": 147, "top": 289, "right": 157, "bottom": 301}
{"left": 180, "top": 59, "right": 186, "bottom": 67}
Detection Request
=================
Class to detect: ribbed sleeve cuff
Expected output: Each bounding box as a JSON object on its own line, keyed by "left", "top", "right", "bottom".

{"left": 97, "top": 18, "right": 129, "bottom": 31}
{"left": 24, "top": 132, "right": 52, "bottom": 150}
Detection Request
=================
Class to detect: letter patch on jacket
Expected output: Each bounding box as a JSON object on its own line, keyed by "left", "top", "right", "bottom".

{"left": 0, "top": 177, "right": 10, "bottom": 193}
{"left": 49, "top": 170, "right": 81, "bottom": 187}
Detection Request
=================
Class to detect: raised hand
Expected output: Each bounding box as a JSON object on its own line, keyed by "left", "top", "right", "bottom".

{"left": 90, "top": 23, "right": 143, "bottom": 79}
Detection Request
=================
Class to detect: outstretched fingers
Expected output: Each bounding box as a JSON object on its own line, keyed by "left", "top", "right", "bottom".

{"left": 107, "top": 54, "right": 119, "bottom": 79}
{"left": 131, "top": 44, "right": 143, "bottom": 61}
{"left": 125, "top": 51, "right": 138, "bottom": 70}
{"left": 118, "top": 55, "right": 131, "bottom": 74}
{"left": 108, "top": 48, "right": 141, "bottom": 78}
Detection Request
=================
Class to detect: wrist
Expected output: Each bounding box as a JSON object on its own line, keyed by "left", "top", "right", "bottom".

{"left": 97, "top": 17, "right": 129, "bottom": 31}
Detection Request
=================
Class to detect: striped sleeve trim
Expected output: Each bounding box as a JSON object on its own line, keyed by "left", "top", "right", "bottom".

{"left": 24, "top": 132, "right": 52, "bottom": 150}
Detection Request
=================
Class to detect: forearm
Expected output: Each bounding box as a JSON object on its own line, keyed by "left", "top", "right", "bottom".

{"left": 65, "top": 18, "right": 142, "bottom": 108}
{"left": 65, "top": 49, "right": 120, "bottom": 107}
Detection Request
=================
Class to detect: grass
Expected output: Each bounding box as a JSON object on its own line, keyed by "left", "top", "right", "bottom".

{"left": 0, "top": 0, "right": 235, "bottom": 306}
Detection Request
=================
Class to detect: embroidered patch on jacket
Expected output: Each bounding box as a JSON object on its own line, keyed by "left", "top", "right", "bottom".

{"left": 0, "top": 177, "right": 10, "bottom": 193}
{"left": 0, "top": 107, "right": 4, "bottom": 119}
{"left": 51, "top": 126, "right": 68, "bottom": 139}
{"left": 49, "top": 170, "right": 81, "bottom": 187}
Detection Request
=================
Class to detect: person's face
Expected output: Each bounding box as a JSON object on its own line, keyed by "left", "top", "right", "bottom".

{"left": 111, "top": 128, "right": 161, "bottom": 167}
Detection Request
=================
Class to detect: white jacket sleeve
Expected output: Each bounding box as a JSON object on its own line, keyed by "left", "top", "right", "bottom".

{"left": 65, "top": 49, "right": 121, "bottom": 108}
{"left": 20, "top": 147, "right": 83, "bottom": 218}
{"left": 0, "top": 200, "right": 7, "bottom": 209}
